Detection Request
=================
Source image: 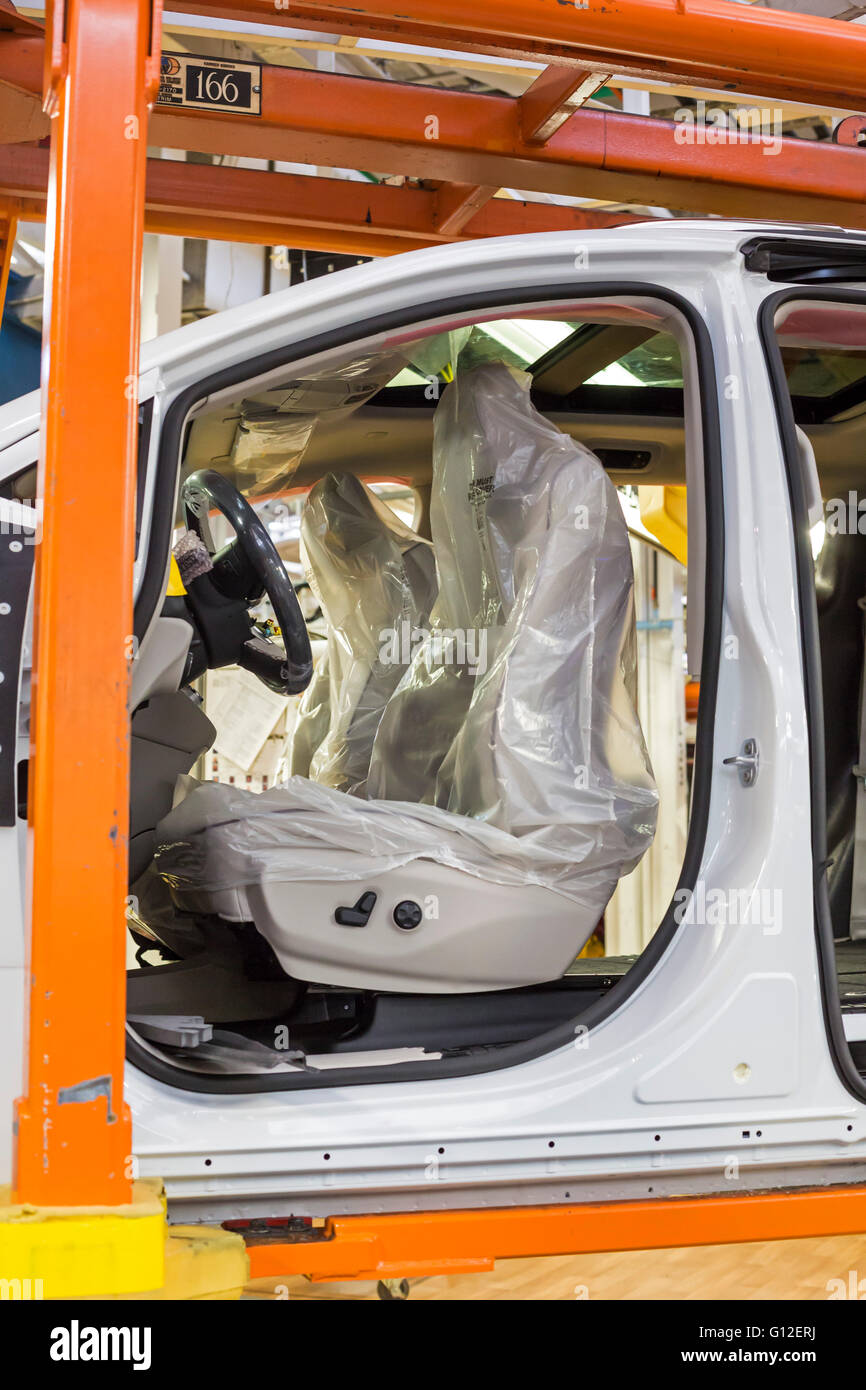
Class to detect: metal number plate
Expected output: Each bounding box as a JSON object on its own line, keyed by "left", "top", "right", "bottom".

{"left": 157, "top": 54, "right": 262, "bottom": 116}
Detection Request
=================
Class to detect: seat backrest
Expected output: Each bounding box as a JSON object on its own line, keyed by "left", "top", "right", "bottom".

{"left": 368, "top": 363, "right": 657, "bottom": 877}
{"left": 287, "top": 640, "right": 331, "bottom": 780}
{"left": 292, "top": 471, "right": 437, "bottom": 795}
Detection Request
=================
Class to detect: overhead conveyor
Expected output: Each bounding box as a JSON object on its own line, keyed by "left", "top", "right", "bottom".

{"left": 177, "top": 0, "right": 866, "bottom": 110}
{"left": 0, "top": 145, "right": 643, "bottom": 256}
{"left": 1, "top": 18, "right": 866, "bottom": 260}
{"left": 4, "top": 0, "right": 866, "bottom": 1301}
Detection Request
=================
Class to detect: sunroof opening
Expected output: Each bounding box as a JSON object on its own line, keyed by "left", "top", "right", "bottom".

{"left": 384, "top": 317, "right": 866, "bottom": 405}
{"left": 387, "top": 318, "right": 582, "bottom": 386}
{"left": 586, "top": 332, "right": 683, "bottom": 388}
{"left": 782, "top": 345, "right": 866, "bottom": 398}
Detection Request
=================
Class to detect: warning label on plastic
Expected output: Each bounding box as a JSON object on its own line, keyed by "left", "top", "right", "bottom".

{"left": 157, "top": 54, "right": 262, "bottom": 116}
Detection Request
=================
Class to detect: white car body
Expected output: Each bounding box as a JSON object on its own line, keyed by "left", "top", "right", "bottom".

{"left": 1, "top": 219, "right": 863, "bottom": 1224}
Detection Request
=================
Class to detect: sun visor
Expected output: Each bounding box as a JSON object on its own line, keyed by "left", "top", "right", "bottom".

{"left": 230, "top": 348, "right": 409, "bottom": 495}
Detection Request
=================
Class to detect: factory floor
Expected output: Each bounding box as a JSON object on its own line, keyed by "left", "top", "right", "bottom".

{"left": 245, "top": 1231, "right": 866, "bottom": 1300}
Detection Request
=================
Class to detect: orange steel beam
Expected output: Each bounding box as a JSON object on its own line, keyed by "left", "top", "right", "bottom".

{"left": 13, "top": 0, "right": 160, "bottom": 1205}
{"left": 0, "top": 0, "right": 43, "bottom": 36}
{"left": 181, "top": 0, "right": 866, "bottom": 113}
{"left": 0, "top": 14, "right": 46, "bottom": 146}
{"left": 2, "top": 41, "right": 866, "bottom": 225}
{"left": 428, "top": 63, "right": 601, "bottom": 245}
{"left": 141, "top": 67, "right": 866, "bottom": 229}
{"left": 244, "top": 1186, "right": 866, "bottom": 1284}
{"left": 0, "top": 204, "right": 15, "bottom": 319}
{"left": 519, "top": 66, "right": 611, "bottom": 144}
{"left": 0, "top": 146, "right": 641, "bottom": 252}
{"left": 142, "top": 69, "right": 866, "bottom": 228}
{"left": 0, "top": 81, "right": 46, "bottom": 143}
{"left": 432, "top": 182, "right": 498, "bottom": 236}
{"left": 424, "top": 61, "right": 584, "bottom": 240}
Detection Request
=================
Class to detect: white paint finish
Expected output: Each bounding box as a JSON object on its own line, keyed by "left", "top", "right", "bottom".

{"left": 1, "top": 220, "right": 865, "bottom": 1215}
{"left": 0, "top": 408, "right": 39, "bottom": 463}
{"left": 635, "top": 974, "right": 799, "bottom": 1103}
{"left": 606, "top": 545, "right": 688, "bottom": 955}
{"left": 0, "top": 967, "right": 24, "bottom": 1188}
{"left": 128, "top": 223, "right": 864, "bottom": 1214}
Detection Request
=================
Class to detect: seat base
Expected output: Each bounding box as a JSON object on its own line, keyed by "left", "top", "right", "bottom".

{"left": 172, "top": 861, "right": 597, "bottom": 993}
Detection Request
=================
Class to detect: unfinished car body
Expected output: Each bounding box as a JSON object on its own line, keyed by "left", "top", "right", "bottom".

{"left": 2, "top": 219, "right": 866, "bottom": 1226}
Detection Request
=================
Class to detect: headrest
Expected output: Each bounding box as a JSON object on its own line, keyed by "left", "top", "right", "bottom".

{"left": 301, "top": 472, "right": 435, "bottom": 654}
{"left": 429, "top": 363, "right": 603, "bottom": 628}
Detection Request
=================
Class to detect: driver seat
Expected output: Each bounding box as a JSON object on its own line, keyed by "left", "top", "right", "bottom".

{"left": 289, "top": 471, "right": 437, "bottom": 796}
{"left": 155, "top": 365, "right": 658, "bottom": 993}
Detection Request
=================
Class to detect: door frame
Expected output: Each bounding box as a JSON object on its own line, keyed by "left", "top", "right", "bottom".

{"left": 759, "top": 284, "right": 866, "bottom": 1106}
{"left": 127, "top": 276, "right": 726, "bottom": 1096}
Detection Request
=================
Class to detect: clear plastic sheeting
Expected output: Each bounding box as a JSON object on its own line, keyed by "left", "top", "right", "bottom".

{"left": 294, "top": 472, "right": 437, "bottom": 797}
{"left": 155, "top": 772, "right": 639, "bottom": 905}
{"left": 368, "top": 363, "right": 659, "bottom": 878}
{"left": 231, "top": 350, "right": 407, "bottom": 495}
{"left": 287, "top": 645, "right": 331, "bottom": 779}
{"left": 156, "top": 363, "right": 657, "bottom": 916}
{"left": 241, "top": 350, "right": 408, "bottom": 418}
{"left": 404, "top": 326, "right": 472, "bottom": 381}
{"left": 231, "top": 414, "right": 317, "bottom": 498}
{"left": 158, "top": 1029, "right": 304, "bottom": 1075}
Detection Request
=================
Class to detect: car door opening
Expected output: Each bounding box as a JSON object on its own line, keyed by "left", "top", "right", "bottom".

{"left": 123, "top": 291, "right": 720, "bottom": 1090}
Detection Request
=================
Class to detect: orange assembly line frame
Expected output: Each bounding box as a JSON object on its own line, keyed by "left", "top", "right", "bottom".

{"left": 241, "top": 1186, "right": 866, "bottom": 1284}
{"left": 12, "top": 0, "right": 160, "bottom": 1208}
{"left": 183, "top": 0, "right": 866, "bottom": 112}
{"left": 5, "top": 0, "right": 866, "bottom": 1269}
{"left": 4, "top": 18, "right": 866, "bottom": 250}
{"left": 0, "top": 144, "right": 642, "bottom": 259}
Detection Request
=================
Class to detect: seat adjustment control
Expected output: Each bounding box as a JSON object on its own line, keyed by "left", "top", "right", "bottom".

{"left": 393, "top": 900, "right": 423, "bottom": 930}
{"left": 334, "top": 891, "right": 377, "bottom": 927}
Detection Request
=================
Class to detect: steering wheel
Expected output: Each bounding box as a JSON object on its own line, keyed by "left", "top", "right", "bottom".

{"left": 179, "top": 469, "right": 312, "bottom": 696}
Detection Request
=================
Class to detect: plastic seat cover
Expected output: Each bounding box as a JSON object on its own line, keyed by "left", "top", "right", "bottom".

{"left": 157, "top": 364, "right": 658, "bottom": 925}
{"left": 290, "top": 471, "right": 437, "bottom": 796}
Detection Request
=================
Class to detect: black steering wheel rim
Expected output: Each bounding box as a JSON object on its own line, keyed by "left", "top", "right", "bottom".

{"left": 181, "top": 469, "right": 312, "bottom": 696}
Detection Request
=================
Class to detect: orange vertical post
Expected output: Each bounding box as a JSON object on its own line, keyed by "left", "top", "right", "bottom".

{"left": 14, "top": 0, "right": 161, "bottom": 1205}
{"left": 0, "top": 208, "right": 17, "bottom": 321}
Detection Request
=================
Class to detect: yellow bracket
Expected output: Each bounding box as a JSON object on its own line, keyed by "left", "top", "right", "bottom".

{"left": 0, "top": 1179, "right": 249, "bottom": 1299}
{"left": 638, "top": 485, "right": 688, "bottom": 567}
{"left": 120, "top": 1225, "right": 249, "bottom": 1301}
{"left": 166, "top": 553, "right": 187, "bottom": 595}
{"left": 0, "top": 1179, "right": 166, "bottom": 1298}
